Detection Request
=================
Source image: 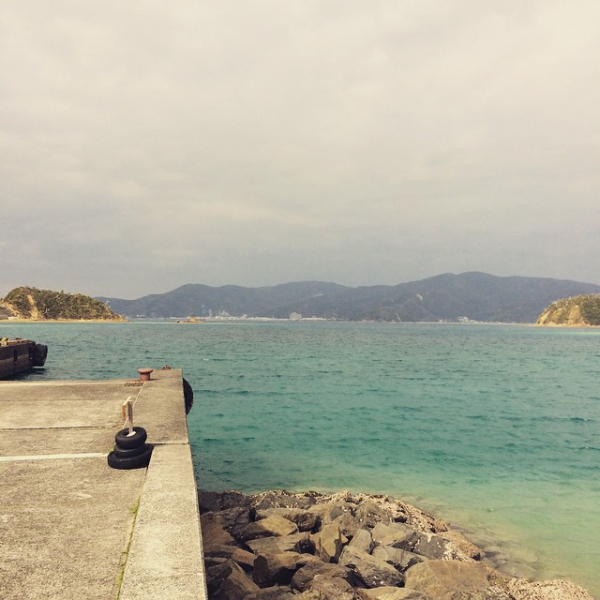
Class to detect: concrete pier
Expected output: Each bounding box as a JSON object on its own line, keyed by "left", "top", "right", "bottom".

{"left": 0, "top": 369, "right": 208, "bottom": 600}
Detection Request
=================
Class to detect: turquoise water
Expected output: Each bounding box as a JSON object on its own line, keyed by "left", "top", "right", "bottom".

{"left": 2, "top": 321, "right": 599, "bottom": 595}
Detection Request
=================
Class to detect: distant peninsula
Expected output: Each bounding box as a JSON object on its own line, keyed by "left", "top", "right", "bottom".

{"left": 537, "top": 294, "right": 600, "bottom": 327}
{"left": 97, "top": 272, "right": 600, "bottom": 324}
{"left": 0, "top": 286, "right": 124, "bottom": 321}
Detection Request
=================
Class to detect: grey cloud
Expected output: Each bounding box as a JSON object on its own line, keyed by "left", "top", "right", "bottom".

{"left": 1, "top": 1, "right": 599, "bottom": 297}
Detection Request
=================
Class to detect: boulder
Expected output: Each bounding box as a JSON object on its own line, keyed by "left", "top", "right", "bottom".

{"left": 371, "top": 545, "right": 422, "bottom": 572}
{"left": 206, "top": 560, "right": 233, "bottom": 596}
{"left": 208, "top": 559, "right": 259, "bottom": 600}
{"left": 357, "top": 587, "right": 429, "bottom": 599}
{"left": 400, "top": 530, "right": 457, "bottom": 560}
{"left": 244, "top": 585, "right": 296, "bottom": 600}
{"left": 218, "top": 505, "right": 257, "bottom": 539}
{"left": 246, "top": 532, "right": 313, "bottom": 555}
{"left": 371, "top": 522, "right": 414, "bottom": 547}
{"left": 253, "top": 491, "right": 317, "bottom": 510}
{"left": 334, "top": 511, "right": 363, "bottom": 538}
{"left": 291, "top": 561, "right": 355, "bottom": 592}
{"left": 200, "top": 512, "right": 236, "bottom": 549}
{"left": 339, "top": 546, "right": 404, "bottom": 588}
{"left": 309, "top": 499, "right": 354, "bottom": 526}
{"left": 404, "top": 559, "right": 496, "bottom": 599}
{"left": 355, "top": 501, "right": 394, "bottom": 528}
{"left": 240, "top": 515, "right": 299, "bottom": 541}
{"left": 253, "top": 552, "right": 321, "bottom": 587}
{"left": 202, "top": 543, "right": 256, "bottom": 571}
{"left": 244, "top": 585, "right": 296, "bottom": 599}
{"left": 507, "top": 578, "right": 595, "bottom": 600}
{"left": 258, "top": 508, "right": 321, "bottom": 532}
{"left": 438, "top": 529, "right": 483, "bottom": 561}
{"left": 301, "top": 574, "right": 361, "bottom": 600}
{"left": 314, "top": 523, "right": 348, "bottom": 562}
{"left": 198, "top": 490, "right": 252, "bottom": 513}
{"left": 348, "top": 528, "right": 374, "bottom": 554}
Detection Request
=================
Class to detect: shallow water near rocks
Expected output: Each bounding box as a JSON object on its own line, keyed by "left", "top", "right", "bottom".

{"left": 4, "top": 320, "right": 599, "bottom": 596}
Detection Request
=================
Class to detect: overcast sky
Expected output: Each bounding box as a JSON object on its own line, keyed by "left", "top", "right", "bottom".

{"left": 2, "top": 1, "right": 599, "bottom": 299}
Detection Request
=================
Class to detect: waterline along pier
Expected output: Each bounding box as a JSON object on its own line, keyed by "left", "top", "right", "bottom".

{"left": 0, "top": 368, "right": 208, "bottom": 600}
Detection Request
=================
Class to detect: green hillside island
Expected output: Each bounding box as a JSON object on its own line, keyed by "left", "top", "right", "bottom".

{"left": 0, "top": 287, "right": 124, "bottom": 321}
{"left": 537, "top": 294, "right": 600, "bottom": 326}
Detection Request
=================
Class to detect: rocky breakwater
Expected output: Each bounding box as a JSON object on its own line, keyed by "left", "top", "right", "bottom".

{"left": 199, "top": 490, "right": 594, "bottom": 600}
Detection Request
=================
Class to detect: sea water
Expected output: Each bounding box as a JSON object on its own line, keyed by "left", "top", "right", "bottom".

{"left": 3, "top": 321, "right": 599, "bottom": 596}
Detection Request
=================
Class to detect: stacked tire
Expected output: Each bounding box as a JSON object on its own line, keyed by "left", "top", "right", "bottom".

{"left": 183, "top": 377, "right": 194, "bottom": 414}
{"left": 107, "top": 426, "right": 153, "bottom": 470}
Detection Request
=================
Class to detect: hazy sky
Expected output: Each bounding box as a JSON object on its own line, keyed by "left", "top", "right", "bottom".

{"left": 2, "top": 1, "right": 599, "bottom": 299}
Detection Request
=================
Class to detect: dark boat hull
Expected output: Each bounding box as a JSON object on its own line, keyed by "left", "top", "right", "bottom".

{"left": 0, "top": 339, "right": 48, "bottom": 379}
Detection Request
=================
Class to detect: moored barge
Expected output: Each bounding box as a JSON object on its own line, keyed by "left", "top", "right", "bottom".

{"left": 0, "top": 338, "right": 48, "bottom": 379}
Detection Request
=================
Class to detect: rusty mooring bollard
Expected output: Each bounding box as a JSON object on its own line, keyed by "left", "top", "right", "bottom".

{"left": 137, "top": 367, "right": 153, "bottom": 381}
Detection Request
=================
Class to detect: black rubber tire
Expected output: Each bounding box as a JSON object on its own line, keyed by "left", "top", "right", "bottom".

{"left": 111, "top": 443, "right": 148, "bottom": 459}
{"left": 183, "top": 378, "right": 194, "bottom": 414}
{"left": 32, "top": 344, "right": 48, "bottom": 367}
{"left": 115, "top": 427, "right": 147, "bottom": 449}
{"left": 107, "top": 445, "right": 153, "bottom": 470}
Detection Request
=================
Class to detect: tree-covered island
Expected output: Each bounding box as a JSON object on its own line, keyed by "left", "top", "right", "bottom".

{"left": 537, "top": 294, "right": 600, "bottom": 326}
{"left": 0, "top": 286, "right": 124, "bottom": 321}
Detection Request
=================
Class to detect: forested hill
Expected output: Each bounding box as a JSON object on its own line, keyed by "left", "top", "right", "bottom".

{"left": 1, "top": 287, "right": 123, "bottom": 321}
{"left": 537, "top": 294, "right": 600, "bottom": 326}
{"left": 98, "top": 272, "right": 600, "bottom": 323}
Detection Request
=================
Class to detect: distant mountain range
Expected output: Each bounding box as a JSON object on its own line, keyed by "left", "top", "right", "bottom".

{"left": 97, "top": 272, "right": 600, "bottom": 323}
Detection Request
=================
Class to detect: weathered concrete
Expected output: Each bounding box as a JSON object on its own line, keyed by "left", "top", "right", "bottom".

{"left": 0, "top": 369, "right": 207, "bottom": 600}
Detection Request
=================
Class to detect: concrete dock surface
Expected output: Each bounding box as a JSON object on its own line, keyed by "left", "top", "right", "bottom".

{"left": 0, "top": 369, "right": 208, "bottom": 600}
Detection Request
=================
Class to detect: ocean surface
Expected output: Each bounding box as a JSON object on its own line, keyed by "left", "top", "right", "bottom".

{"left": 3, "top": 320, "right": 599, "bottom": 596}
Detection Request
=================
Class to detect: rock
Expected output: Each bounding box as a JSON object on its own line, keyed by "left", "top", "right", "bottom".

{"left": 309, "top": 500, "right": 355, "bottom": 527}
{"left": 355, "top": 501, "right": 394, "bottom": 528}
{"left": 258, "top": 508, "right": 321, "bottom": 532}
{"left": 400, "top": 530, "right": 457, "bottom": 560}
{"left": 209, "top": 559, "right": 259, "bottom": 600}
{"left": 200, "top": 512, "right": 236, "bottom": 549}
{"left": 400, "top": 503, "right": 445, "bottom": 534}
{"left": 371, "top": 522, "right": 414, "bottom": 547}
{"left": 339, "top": 546, "right": 404, "bottom": 588}
{"left": 357, "top": 587, "right": 429, "bottom": 599}
{"left": 335, "top": 511, "right": 363, "bottom": 538}
{"left": 507, "top": 578, "right": 595, "bottom": 600}
{"left": 202, "top": 543, "right": 256, "bottom": 571}
{"left": 314, "top": 523, "right": 348, "bottom": 562}
{"left": 348, "top": 528, "right": 374, "bottom": 554}
{"left": 253, "top": 491, "right": 318, "bottom": 510}
{"left": 438, "top": 529, "right": 483, "bottom": 561}
{"left": 300, "top": 574, "right": 361, "bottom": 600}
{"left": 371, "top": 545, "right": 422, "bottom": 572}
{"left": 199, "top": 490, "right": 252, "bottom": 513}
{"left": 291, "top": 561, "right": 355, "bottom": 592}
{"left": 244, "top": 585, "right": 296, "bottom": 600}
{"left": 218, "top": 505, "right": 257, "bottom": 539}
{"left": 206, "top": 560, "right": 233, "bottom": 596}
{"left": 246, "top": 532, "right": 313, "bottom": 555}
{"left": 199, "top": 490, "right": 595, "bottom": 600}
{"left": 240, "top": 515, "right": 299, "bottom": 541}
{"left": 404, "top": 559, "right": 496, "bottom": 599}
{"left": 204, "top": 555, "right": 229, "bottom": 569}
{"left": 253, "top": 552, "right": 321, "bottom": 587}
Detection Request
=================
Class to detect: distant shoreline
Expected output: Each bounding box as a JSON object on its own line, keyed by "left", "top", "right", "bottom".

{"left": 1, "top": 318, "right": 126, "bottom": 323}
{"left": 3, "top": 317, "right": 599, "bottom": 328}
